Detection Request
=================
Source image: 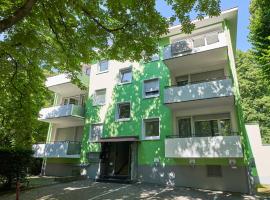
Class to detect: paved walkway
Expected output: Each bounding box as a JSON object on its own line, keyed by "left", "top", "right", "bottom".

{"left": 0, "top": 180, "right": 265, "bottom": 200}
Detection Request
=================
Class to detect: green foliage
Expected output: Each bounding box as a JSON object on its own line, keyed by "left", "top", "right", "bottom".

{"left": 0, "top": 147, "right": 33, "bottom": 188}
{"left": 249, "top": 0, "right": 270, "bottom": 78}
{"left": 0, "top": 1, "right": 220, "bottom": 147}
{"left": 236, "top": 50, "right": 270, "bottom": 143}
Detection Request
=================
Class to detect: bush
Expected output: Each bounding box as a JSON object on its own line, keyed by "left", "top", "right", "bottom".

{"left": 0, "top": 148, "right": 33, "bottom": 188}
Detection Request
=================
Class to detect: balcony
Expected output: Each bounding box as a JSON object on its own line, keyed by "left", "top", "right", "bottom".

{"left": 163, "top": 32, "right": 228, "bottom": 75}
{"left": 165, "top": 136, "right": 243, "bottom": 158}
{"left": 32, "top": 141, "right": 81, "bottom": 158}
{"left": 38, "top": 104, "right": 84, "bottom": 125}
{"left": 164, "top": 79, "right": 234, "bottom": 109}
{"left": 46, "top": 73, "right": 89, "bottom": 96}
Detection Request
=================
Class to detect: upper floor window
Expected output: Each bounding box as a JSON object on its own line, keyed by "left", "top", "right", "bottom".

{"left": 143, "top": 78, "right": 159, "bottom": 98}
{"left": 94, "top": 89, "right": 106, "bottom": 106}
{"left": 143, "top": 118, "right": 160, "bottom": 140}
{"left": 63, "top": 96, "right": 80, "bottom": 105}
{"left": 119, "top": 68, "right": 132, "bottom": 84}
{"left": 85, "top": 67, "right": 91, "bottom": 76}
{"left": 98, "top": 60, "right": 109, "bottom": 73}
{"left": 90, "top": 124, "right": 103, "bottom": 141}
{"left": 116, "top": 102, "right": 131, "bottom": 120}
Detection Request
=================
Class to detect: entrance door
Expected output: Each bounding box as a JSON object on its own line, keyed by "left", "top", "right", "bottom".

{"left": 100, "top": 142, "right": 131, "bottom": 178}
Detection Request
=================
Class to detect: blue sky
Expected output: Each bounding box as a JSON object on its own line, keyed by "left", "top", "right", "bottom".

{"left": 156, "top": 0, "right": 251, "bottom": 51}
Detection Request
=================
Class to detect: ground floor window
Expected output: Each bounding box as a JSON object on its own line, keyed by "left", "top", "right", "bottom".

{"left": 143, "top": 118, "right": 160, "bottom": 140}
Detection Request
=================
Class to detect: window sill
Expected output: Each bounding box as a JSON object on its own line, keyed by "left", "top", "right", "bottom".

{"left": 118, "top": 81, "right": 132, "bottom": 86}
{"left": 92, "top": 103, "right": 105, "bottom": 107}
{"left": 96, "top": 70, "right": 109, "bottom": 75}
{"left": 143, "top": 94, "right": 160, "bottom": 99}
{"left": 115, "top": 118, "right": 131, "bottom": 122}
{"left": 142, "top": 136, "right": 160, "bottom": 141}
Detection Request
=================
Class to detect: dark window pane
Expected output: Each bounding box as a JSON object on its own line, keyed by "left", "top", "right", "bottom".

{"left": 118, "top": 103, "right": 130, "bottom": 119}
{"left": 220, "top": 119, "right": 231, "bottom": 136}
{"left": 178, "top": 118, "right": 192, "bottom": 137}
{"left": 207, "top": 165, "right": 222, "bottom": 177}
{"left": 195, "top": 120, "right": 218, "bottom": 137}
{"left": 145, "top": 120, "right": 159, "bottom": 137}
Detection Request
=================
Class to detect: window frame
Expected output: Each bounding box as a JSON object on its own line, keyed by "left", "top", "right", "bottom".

{"left": 118, "top": 67, "right": 133, "bottom": 85}
{"left": 143, "top": 78, "right": 160, "bottom": 99}
{"left": 89, "top": 123, "right": 103, "bottom": 142}
{"left": 115, "top": 102, "right": 131, "bottom": 121}
{"left": 93, "top": 89, "right": 106, "bottom": 106}
{"left": 97, "top": 60, "right": 109, "bottom": 74}
{"left": 142, "top": 117, "right": 160, "bottom": 140}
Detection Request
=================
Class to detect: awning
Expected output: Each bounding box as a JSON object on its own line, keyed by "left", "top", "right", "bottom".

{"left": 93, "top": 136, "right": 139, "bottom": 143}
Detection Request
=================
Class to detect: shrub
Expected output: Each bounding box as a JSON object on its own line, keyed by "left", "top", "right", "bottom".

{"left": 0, "top": 148, "right": 33, "bottom": 188}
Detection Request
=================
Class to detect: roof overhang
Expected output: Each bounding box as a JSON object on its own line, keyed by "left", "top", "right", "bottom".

{"left": 94, "top": 136, "right": 139, "bottom": 143}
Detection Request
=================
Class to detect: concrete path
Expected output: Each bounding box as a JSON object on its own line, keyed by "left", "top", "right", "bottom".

{"left": 0, "top": 180, "right": 266, "bottom": 200}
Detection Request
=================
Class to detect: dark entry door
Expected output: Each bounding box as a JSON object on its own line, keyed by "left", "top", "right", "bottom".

{"left": 100, "top": 142, "right": 131, "bottom": 178}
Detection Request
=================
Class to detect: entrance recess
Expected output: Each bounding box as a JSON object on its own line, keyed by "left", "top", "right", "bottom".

{"left": 95, "top": 136, "right": 138, "bottom": 182}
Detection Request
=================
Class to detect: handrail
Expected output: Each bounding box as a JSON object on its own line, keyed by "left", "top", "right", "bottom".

{"left": 164, "top": 77, "right": 231, "bottom": 88}
{"left": 166, "top": 132, "right": 239, "bottom": 138}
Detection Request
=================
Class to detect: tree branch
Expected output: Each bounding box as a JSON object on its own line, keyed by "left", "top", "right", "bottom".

{"left": 0, "top": 0, "right": 37, "bottom": 33}
{"left": 81, "top": 7, "right": 129, "bottom": 33}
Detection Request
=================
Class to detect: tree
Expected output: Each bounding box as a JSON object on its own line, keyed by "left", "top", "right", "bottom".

{"left": 249, "top": 0, "right": 270, "bottom": 78}
{"left": 0, "top": 0, "right": 221, "bottom": 148}
{"left": 236, "top": 50, "right": 270, "bottom": 143}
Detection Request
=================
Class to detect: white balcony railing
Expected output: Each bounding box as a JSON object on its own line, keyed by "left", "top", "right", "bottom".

{"left": 32, "top": 141, "right": 81, "bottom": 158}
{"left": 165, "top": 136, "right": 243, "bottom": 158}
{"left": 164, "top": 79, "right": 233, "bottom": 104}
{"left": 163, "top": 32, "right": 227, "bottom": 60}
{"left": 38, "top": 104, "right": 84, "bottom": 121}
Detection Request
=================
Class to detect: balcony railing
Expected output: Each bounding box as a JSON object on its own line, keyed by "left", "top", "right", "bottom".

{"left": 164, "top": 79, "right": 233, "bottom": 104}
{"left": 165, "top": 135, "right": 243, "bottom": 158}
{"left": 32, "top": 141, "right": 81, "bottom": 158}
{"left": 163, "top": 32, "right": 226, "bottom": 60}
{"left": 38, "top": 104, "right": 84, "bottom": 121}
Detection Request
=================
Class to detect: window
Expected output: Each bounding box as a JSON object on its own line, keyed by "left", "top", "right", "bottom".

{"left": 176, "top": 75, "right": 189, "bottom": 86}
{"left": 207, "top": 165, "right": 222, "bottom": 177}
{"left": 85, "top": 67, "right": 91, "bottom": 76}
{"left": 62, "top": 96, "right": 79, "bottom": 105}
{"left": 143, "top": 118, "right": 160, "bottom": 139}
{"left": 195, "top": 120, "right": 219, "bottom": 137}
{"left": 98, "top": 60, "right": 108, "bottom": 73}
{"left": 143, "top": 78, "right": 159, "bottom": 98}
{"left": 194, "top": 113, "right": 231, "bottom": 137}
{"left": 94, "top": 89, "right": 106, "bottom": 106}
{"left": 119, "top": 68, "right": 132, "bottom": 84}
{"left": 116, "top": 102, "right": 131, "bottom": 120}
{"left": 178, "top": 118, "right": 192, "bottom": 137}
{"left": 90, "top": 124, "right": 103, "bottom": 141}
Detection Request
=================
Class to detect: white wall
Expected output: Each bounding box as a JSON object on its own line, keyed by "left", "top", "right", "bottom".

{"left": 245, "top": 123, "right": 270, "bottom": 184}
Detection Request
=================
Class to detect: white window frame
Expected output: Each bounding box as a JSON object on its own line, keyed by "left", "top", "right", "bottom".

{"left": 97, "top": 60, "right": 109, "bottom": 74}
{"left": 118, "top": 67, "right": 133, "bottom": 85}
{"left": 143, "top": 78, "right": 160, "bottom": 99}
{"left": 89, "top": 123, "right": 103, "bottom": 142}
{"left": 93, "top": 89, "right": 106, "bottom": 106}
{"left": 115, "top": 102, "right": 131, "bottom": 121}
{"left": 142, "top": 117, "right": 160, "bottom": 140}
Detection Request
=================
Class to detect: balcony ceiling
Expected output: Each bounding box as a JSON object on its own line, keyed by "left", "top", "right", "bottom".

{"left": 48, "top": 82, "right": 86, "bottom": 97}
{"left": 164, "top": 46, "right": 228, "bottom": 77}
{"left": 39, "top": 116, "right": 84, "bottom": 126}
{"left": 166, "top": 95, "right": 234, "bottom": 110}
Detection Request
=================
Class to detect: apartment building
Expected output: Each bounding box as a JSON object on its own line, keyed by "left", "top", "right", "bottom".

{"left": 33, "top": 8, "right": 254, "bottom": 193}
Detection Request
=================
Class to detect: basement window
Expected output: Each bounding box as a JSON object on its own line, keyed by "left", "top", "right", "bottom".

{"left": 207, "top": 165, "right": 222, "bottom": 177}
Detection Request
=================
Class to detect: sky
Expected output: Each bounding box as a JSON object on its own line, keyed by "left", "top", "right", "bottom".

{"left": 156, "top": 0, "right": 251, "bottom": 51}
